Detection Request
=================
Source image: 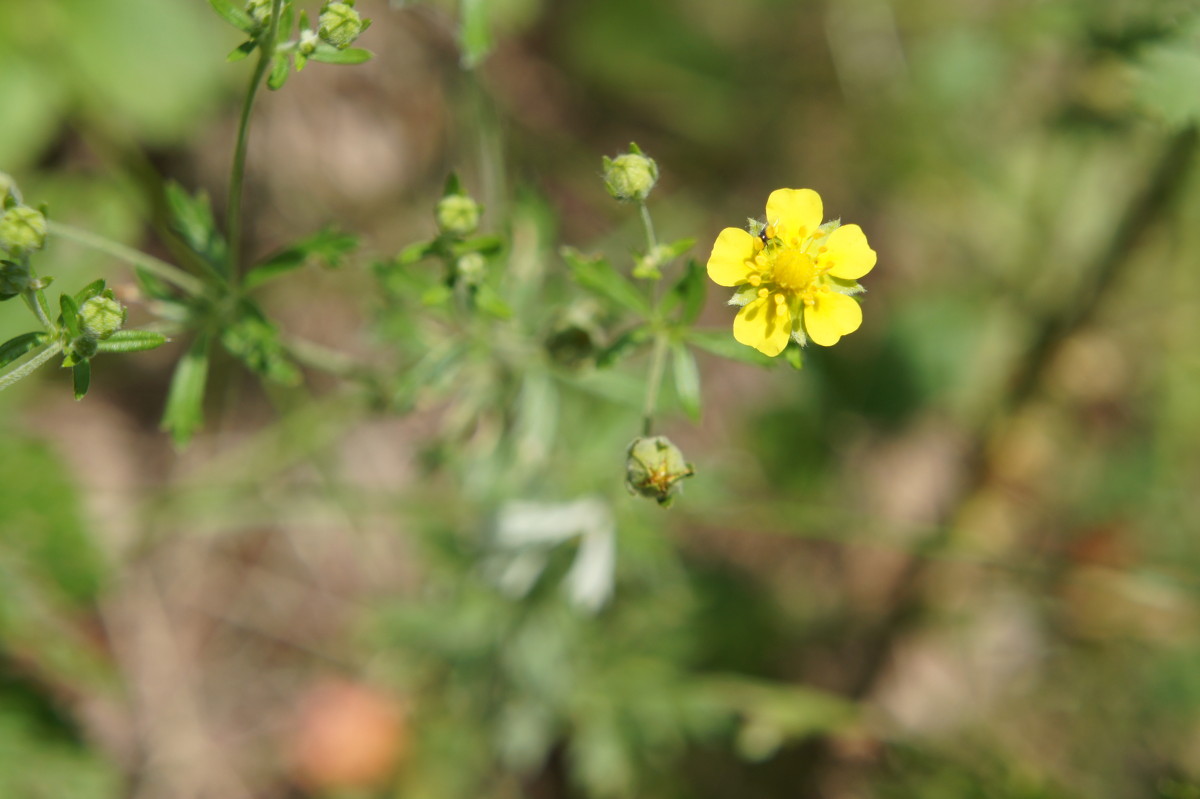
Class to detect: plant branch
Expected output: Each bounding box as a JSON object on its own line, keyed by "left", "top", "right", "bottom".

{"left": 0, "top": 342, "right": 63, "bottom": 393}
{"left": 47, "top": 221, "right": 206, "bottom": 296}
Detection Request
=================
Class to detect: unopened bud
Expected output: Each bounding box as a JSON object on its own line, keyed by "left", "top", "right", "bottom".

{"left": 624, "top": 435, "right": 694, "bottom": 507}
{"left": 0, "top": 205, "right": 47, "bottom": 256}
{"left": 79, "top": 295, "right": 126, "bottom": 341}
{"left": 436, "top": 194, "right": 481, "bottom": 237}
{"left": 455, "top": 252, "right": 486, "bottom": 285}
{"left": 246, "top": 0, "right": 271, "bottom": 26}
{"left": 298, "top": 28, "right": 320, "bottom": 55}
{"left": 319, "top": 1, "right": 365, "bottom": 49}
{"left": 602, "top": 145, "right": 658, "bottom": 203}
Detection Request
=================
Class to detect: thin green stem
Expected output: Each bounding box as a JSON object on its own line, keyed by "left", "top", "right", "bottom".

{"left": 0, "top": 342, "right": 63, "bottom": 393}
{"left": 641, "top": 332, "right": 669, "bottom": 436}
{"left": 47, "top": 221, "right": 206, "bottom": 296}
{"left": 21, "top": 288, "right": 52, "bottom": 330}
{"left": 227, "top": 0, "right": 284, "bottom": 282}
{"left": 638, "top": 201, "right": 658, "bottom": 251}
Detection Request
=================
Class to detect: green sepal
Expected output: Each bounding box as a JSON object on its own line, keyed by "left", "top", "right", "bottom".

{"left": 596, "top": 326, "right": 650, "bottom": 369}
{"left": 161, "top": 332, "right": 212, "bottom": 447}
{"left": 72, "top": 360, "right": 90, "bottom": 400}
{"left": 244, "top": 227, "right": 359, "bottom": 290}
{"left": 686, "top": 329, "right": 775, "bottom": 366}
{"left": 561, "top": 247, "right": 650, "bottom": 316}
{"left": 294, "top": 51, "right": 308, "bottom": 71}
{"left": 72, "top": 279, "right": 107, "bottom": 305}
{"left": 96, "top": 330, "right": 169, "bottom": 354}
{"left": 227, "top": 40, "right": 258, "bottom": 62}
{"left": 0, "top": 331, "right": 48, "bottom": 369}
{"left": 672, "top": 342, "right": 701, "bottom": 420}
{"left": 308, "top": 45, "right": 373, "bottom": 65}
{"left": 207, "top": 0, "right": 257, "bottom": 33}
{"left": 267, "top": 52, "right": 290, "bottom": 89}
{"left": 784, "top": 343, "right": 804, "bottom": 371}
{"left": 443, "top": 173, "right": 464, "bottom": 197}
{"left": 59, "top": 293, "right": 81, "bottom": 338}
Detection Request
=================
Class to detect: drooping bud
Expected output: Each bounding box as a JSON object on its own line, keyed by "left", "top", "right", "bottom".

{"left": 602, "top": 144, "right": 658, "bottom": 203}
{"left": 624, "top": 435, "right": 695, "bottom": 507}
{"left": 79, "top": 295, "right": 126, "bottom": 341}
{"left": 436, "top": 193, "right": 481, "bottom": 238}
{"left": 0, "top": 205, "right": 47, "bottom": 256}
{"left": 318, "top": 1, "right": 365, "bottom": 49}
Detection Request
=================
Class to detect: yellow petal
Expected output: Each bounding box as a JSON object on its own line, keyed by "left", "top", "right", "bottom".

{"left": 734, "top": 296, "right": 791, "bottom": 357}
{"left": 707, "top": 228, "right": 756, "bottom": 287}
{"left": 819, "top": 224, "right": 876, "bottom": 280}
{"left": 804, "top": 290, "right": 862, "bottom": 347}
{"left": 765, "top": 189, "right": 822, "bottom": 244}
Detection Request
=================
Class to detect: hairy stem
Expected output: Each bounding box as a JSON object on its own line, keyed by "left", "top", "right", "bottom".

{"left": 641, "top": 332, "right": 669, "bottom": 436}
{"left": 227, "top": 0, "right": 284, "bottom": 281}
{"left": 48, "top": 221, "right": 206, "bottom": 296}
{"left": 0, "top": 342, "right": 63, "bottom": 393}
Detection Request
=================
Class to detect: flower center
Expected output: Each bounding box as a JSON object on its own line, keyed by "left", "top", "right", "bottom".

{"left": 772, "top": 249, "right": 815, "bottom": 291}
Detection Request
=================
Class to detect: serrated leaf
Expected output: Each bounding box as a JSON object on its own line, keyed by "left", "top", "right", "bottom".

{"left": 561, "top": 247, "right": 649, "bottom": 315}
{"left": 308, "top": 46, "right": 374, "bottom": 65}
{"left": 59, "top": 294, "right": 81, "bottom": 338}
{"left": 0, "top": 331, "right": 48, "bottom": 369}
{"left": 672, "top": 342, "right": 701, "bottom": 420}
{"left": 161, "top": 333, "right": 211, "bottom": 447}
{"left": 96, "top": 330, "right": 169, "bottom": 354}
{"left": 459, "top": 0, "right": 492, "bottom": 68}
{"left": 244, "top": 227, "right": 359, "bottom": 290}
{"left": 207, "top": 0, "right": 257, "bottom": 33}
{"left": 668, "top": 259, "right": 706, "bottom": 325}
{"left": 687, "top": 329, "right": 776, "bottom": 366}
{"left": 72, "top": 360, "right": 91, "bottom": 400}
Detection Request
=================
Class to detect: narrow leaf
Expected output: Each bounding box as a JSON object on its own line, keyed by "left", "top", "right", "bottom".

{"left": 267, "top": 52, "right": 290, "bottom": 90}
{"left": 668, "top": 259, "right": 707, "bottom": 325}
{"left": 96, "top": 330, "right": 169, "bottom": 354}
{"left": 59, "top": 294, "right": 81, "bottom": 338}
{"left": 244, "top": 228, "right": 359, "bottom": 290}
{"left": 308, "top": 46, "right": 374, "bottom": 65}
{"left": 73, "top": 279, "right": 106, "bottom": 305}
{"left": 161, "top": 333, "right": 211, "bottom": 447}
{"left": 561, "top": 247, "right": 649, "bottom": 315}
{"left": 227, "top": 40, "right": 258, "bottom": 62}
{"left": 459, "top": 0, "right": 492, "bottom": 68}
{"left": 72, "top": 360, "right": 91, "bottom": 401}
{"left": 672, "top": 342, "right": 702, "bottom": 420}
{"left": 207, "top": 0, "right": 256, "bottom": 33}
{"left": 0, "top": 331, "right": 48, "bottom": 369}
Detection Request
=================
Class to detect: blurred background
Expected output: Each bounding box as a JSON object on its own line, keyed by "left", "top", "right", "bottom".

{"left": 3, "top": 0, "right": 1200, "bottom": 797}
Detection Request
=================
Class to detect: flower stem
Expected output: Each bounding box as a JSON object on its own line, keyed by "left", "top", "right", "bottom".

{"left": 227, "top": 0, "right": 284, "bottom": 282}
{"left": 47, "top": 221, "right": 206, "bottom": 296}
{"left": 0, "top": 342, "right": 63, "bottom": 393}
{"left": 641, "top": 332, "right": 669, "bottom": 436}
{"left": 638, "top": 201, "right": 658, "bottom": 251}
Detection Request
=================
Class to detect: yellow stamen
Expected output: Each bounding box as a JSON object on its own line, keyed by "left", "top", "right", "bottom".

{"left": 748, "top": 274, "right": 762, "bottom": 287}
{"left": 757, "top": 288, "right": 769, "bottom": 299}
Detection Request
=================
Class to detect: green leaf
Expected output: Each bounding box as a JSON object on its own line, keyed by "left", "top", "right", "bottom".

{"left": 672, "top": 342, "right": 701, "bottom": 420}
{"left": 561, "top": 247, "right": 649, "bottom": 315}
{"left": 134, "top": 266, "right": 177, "bottom": 302}
{"left": 220, "top": 300, "right": 301, "bottom": 385}
{"left": 267, "top": 52, "right": 290, "bottom": 89}
{"left": 164, "top": 181, "right": 227, "bottom": 275}
{"left": 596, "top": 326, "right": 650, "bottom": 369}
{"left": 473, "top": 283, "right": 512, "bottom": 319}
{"left": 667, "top": 259, "right": 707, "bottom": 325}
{"left": 459, "top": 0, "right": 492, "bottom": 68}
{"left": 207, "top": 0, "right": 256, "bottom": 33}
{"left": 451, "top": 235, "right": 504, "bottom": 257}
{"left": 277, "top": 3, "right": 295, "bottom": 44}
{"left": 443, "top": 172, "right": 464, "bottom": 197}
{"left": 227, "top": 40, "right": 258, "bottom": 62}
{"left": 0, "top": 332, "right": 48, "bottom": 369}
{"left": 421, "top": 283, "right": 453, "bottom": 306}
{"left": 1135, "top": 28, "right": 1200, "bottom": 127}
{"left": 59, "top": 294, "right": 81, "bottom": 338}
{"left": 308, "top": 46, "right": 374, "bottom": 65}
{"left": 72, "top": 360, "right": 90, "bottom": 400}
{"left": 398, "top": 240, "right": 438, "bottom": 265}
{"left": 784, "top": 343, "right": 804, "bottom": 371}
{"left": 243, "top": 227, "right": 359, "bottom": 290}
{"left": 73, "top": 279, "right": 107, "bottom": 305}
{"left": 687, "top": 329, "right": 775, "bottom": 366}
{"left": 96, "top": 330, "right": 169, "bottom": 354}
{"left": 161, "top": 333, "right": 211, "bottom": 447}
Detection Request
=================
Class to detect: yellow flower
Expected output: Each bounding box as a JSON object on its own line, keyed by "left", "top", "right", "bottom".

{"left": 707, "top": 188, "right": 876, "bottom": 356}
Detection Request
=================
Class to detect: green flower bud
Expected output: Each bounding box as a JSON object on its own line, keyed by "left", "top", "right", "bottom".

{"left": 246, "top": 0, "right": 271, "bottom": 26}
{"left": 602, "top": 146, "right": 658, "bottom": 203}
{"left": 78, "top": 295, "right": 126, "bottom": 341}
{"left": 298, "top": 28, "right": 320, "bottom": 55}
{"left": 0, "top": 205, "right": 47, "bottom": 255}
{"left": 319, "top": 1, "right": 364, "bottom": 49}
{"left": 0, "top": 259, "right": 31, "bottom": 298}
{"left": 455, "top": 252, "right": 486, "bottom": 286}
{"left": 624, "top": 435, "right": 694, "bottom": 507}
{"left": 436, "top": 194, "right": 481, "bottom": 237}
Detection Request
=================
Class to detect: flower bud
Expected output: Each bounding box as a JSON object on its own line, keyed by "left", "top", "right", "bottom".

{"left": 79, "top": 295, "right": 126, "bottom": 341}
{"left": 298, "top": 28, "right": 320, "bottom": 56}
{"left": 246, "top": 0, "right": 271, "bottom": 27}
{"left": 602, "top": 146, "right": 658, "bottom": 203}
{"left": 0, "top": 259, "right": 31, "bottom": 298}
{"left": 319, "top": 2, "right": 365, "bottom": 49}
{"left": 0, "top": 205, "right": 47, "bottom": 256}
{"left": 624, "top": 435, "right": 694, "bottom": 507}
{"left": 455, "top": 252, "right": 486, "bottom": 286}
{"left": 436, "top": 194, "right": 481, "bottom": 238}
